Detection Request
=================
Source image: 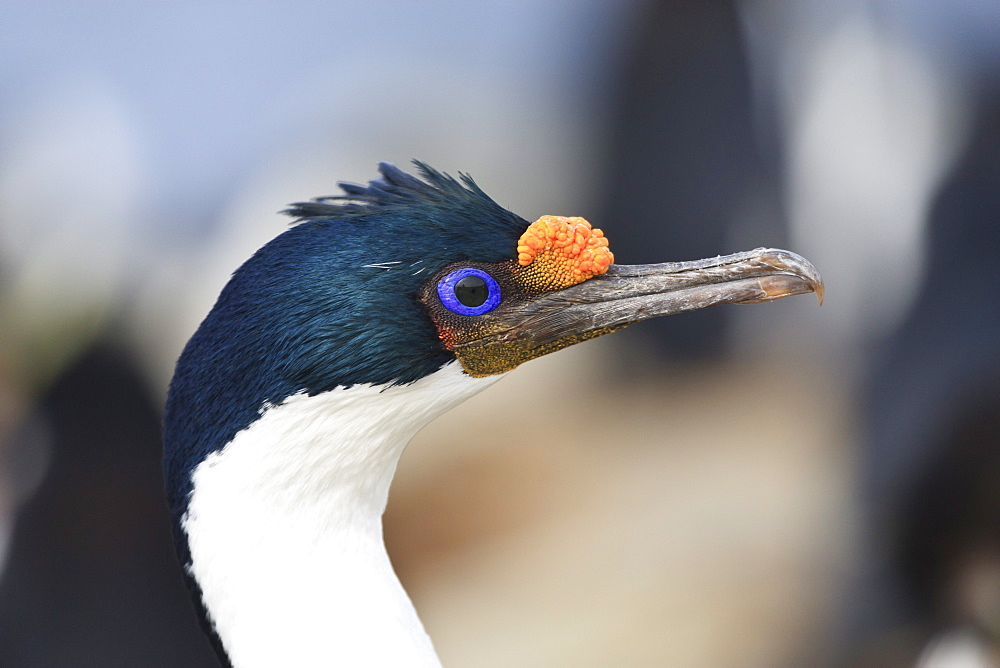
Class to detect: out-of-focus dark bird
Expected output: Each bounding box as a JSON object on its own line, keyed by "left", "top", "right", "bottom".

{"left": 163, "top": 162, "right": 823, "bottom": 667}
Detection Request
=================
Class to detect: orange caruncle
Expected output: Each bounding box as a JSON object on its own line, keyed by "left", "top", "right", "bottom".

{"left": 515, "top": 215, "right": 614, "bottom": 290}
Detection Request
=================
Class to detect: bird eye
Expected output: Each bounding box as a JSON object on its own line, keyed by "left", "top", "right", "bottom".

{"left": 437, "top": 268, "right": 501, "bottom": 316}
{"left": 454, "top": 276, "right": 489, "bottom": 307}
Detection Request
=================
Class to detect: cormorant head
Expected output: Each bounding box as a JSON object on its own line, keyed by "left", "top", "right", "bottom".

{"left": 165, "top": 161, "right": 823, "bottom": 517}
{"left": 162, "top": 161, "right": 822, "bottom": 664}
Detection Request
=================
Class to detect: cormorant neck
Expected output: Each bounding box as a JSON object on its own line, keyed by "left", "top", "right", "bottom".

{"left": 181, "top": 362, "right": 502, "bottom": 667}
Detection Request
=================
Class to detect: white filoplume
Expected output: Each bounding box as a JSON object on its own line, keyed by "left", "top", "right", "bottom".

{"left": 183, "top": 362, "right": 504, "bottom": 667}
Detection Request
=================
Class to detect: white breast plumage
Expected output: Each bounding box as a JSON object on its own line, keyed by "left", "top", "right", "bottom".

{"left": 183, "top": 362, "right": 503, "bottom": 667}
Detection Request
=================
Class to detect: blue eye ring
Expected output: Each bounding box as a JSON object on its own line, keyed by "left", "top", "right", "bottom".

{"left": 437, "top": 268, "right": 502, "bottom": 316}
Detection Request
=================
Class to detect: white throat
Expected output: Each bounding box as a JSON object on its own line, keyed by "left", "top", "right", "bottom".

{"left": 182, "top": 362, "right": 502, "bottom": 667}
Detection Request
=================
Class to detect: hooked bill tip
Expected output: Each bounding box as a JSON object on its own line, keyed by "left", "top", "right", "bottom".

{"left": 756, "top": 248, "right": 824, "bottom": 306}
{"left": 753, "top": 273, "right": 824, "bottom": 305}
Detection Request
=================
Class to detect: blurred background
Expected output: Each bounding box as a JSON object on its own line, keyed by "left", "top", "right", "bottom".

{"left": 1, "top": 1, "right": 998, "bottom": 666}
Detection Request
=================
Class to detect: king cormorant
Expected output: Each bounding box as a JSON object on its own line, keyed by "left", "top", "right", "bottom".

{"left": 163, "top": 162, "right": 823, "bottom": 667}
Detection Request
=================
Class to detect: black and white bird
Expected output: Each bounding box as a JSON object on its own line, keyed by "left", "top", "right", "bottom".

{"left": 163, "top": 162, "right": 823, "bottom": 666}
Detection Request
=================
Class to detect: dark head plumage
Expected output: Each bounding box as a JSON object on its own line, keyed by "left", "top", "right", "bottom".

{"left": 163, "top": 161, "right": 529, "bottom": 552}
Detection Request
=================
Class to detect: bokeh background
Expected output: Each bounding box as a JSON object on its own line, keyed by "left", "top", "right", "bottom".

{"left": 1, "top": 1, "right": 999, "bottom": 666}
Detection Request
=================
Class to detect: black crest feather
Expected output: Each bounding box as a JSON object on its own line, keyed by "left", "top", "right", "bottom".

{"left": 283, "top": 160, "right": 504, "bottom": 222}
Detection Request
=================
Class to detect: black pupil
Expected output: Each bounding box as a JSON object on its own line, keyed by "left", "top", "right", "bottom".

{"left": 454, "top": 275, "right": 489, "bottom": 308}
